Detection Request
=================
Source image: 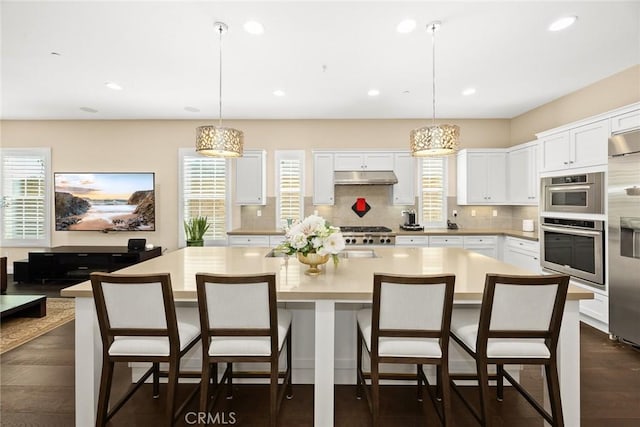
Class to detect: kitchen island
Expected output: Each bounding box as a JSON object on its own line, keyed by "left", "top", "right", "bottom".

{"left": 61, "top": 246, "right": 591, "bottom": 426}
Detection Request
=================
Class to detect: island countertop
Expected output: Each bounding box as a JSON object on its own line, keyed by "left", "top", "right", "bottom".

{"left": 61, "top": 247, "right": 591, "bottom": 301}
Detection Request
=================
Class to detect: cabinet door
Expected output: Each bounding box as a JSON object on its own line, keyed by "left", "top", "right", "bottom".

{"left": 485, "top": 153, "right": 506, "bottom": 203}
{"left": 508, "top": 147, "right": 529, "bottom": 204}
{"left": 313, "top": 153, "right": 334, "bottom": 205}
{"left": 466, "top": 153, "right": 489, "bottom": 203}
{"left": 235, "top": 150, "right": 265, "bottom": 205}
{"left": 429, "top": 236, "right": 463, "bottom": 247}
{"left": 392, "top": 153, "right": 416, "bottom": 205}
{"left": 395, "top": 235, "right": 428, "bottom": 247}
{"left": 363, "top": 153, "right": 394, "bottom": 170}
{"left": 333, "top": 153, "right": 363, "bottom": 170}
{"left": 527, "top": 144, "right": 539, "bottom": 203}
{"left": 540, "top": 132, "right": 570, "bottom": 172}
{"left": 228, "top": 235, "right": 270, "bottom": 247}
{"left": 570, "top": 120, "right": 608, "bottom": 168}
{"left": 611, "top": 109, "right": 640, "bottom": 134}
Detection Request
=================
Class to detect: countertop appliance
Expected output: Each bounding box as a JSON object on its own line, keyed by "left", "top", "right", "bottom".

{"left": 542, "top": 172, "right": 604, "bottom": 214}
{"left": 400, "top": 210, "right": 423, "bottom": 231}
{"left": 540, "top": 217, "right": 604, "bottom": 288}
{"left": 339, "top": 226, "right": 395, "bottom": 246}
{"left": 608, "top": 129, "right": 640, "bottom": 346}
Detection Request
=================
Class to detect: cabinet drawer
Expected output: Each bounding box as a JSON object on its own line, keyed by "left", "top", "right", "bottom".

{"left": 505, "top": 236, "right": 539, "bottom": 253}
{"left": 228, "top": 235, "right": 270, "bottom": 247}
{"left": 269, "top": 236, "right": 286, "bottom": 247}
{"left": 58, "top": 253, "right": 110, "bottom": 267}
{"left": 395, "top": 235, "right": 428, "bottom": 246}
{"left": 463, "top": 236, "right": 497, "bottom": 246}
{"left": 611, "top": 109, "right": 640, "bottom": 133}
{"left": 429, "top": 236, "right": 463, "bottom": 247}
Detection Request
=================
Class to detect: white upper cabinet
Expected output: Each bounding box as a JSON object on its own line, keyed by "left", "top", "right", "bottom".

{"left": 333, "top": 152, "right": 394, "bottom": 171}
{"left": 610, "top": 109, "right": 640, "bottom": 134}
{"left": 539, "top": 119, "right": 608, "bottom": 172}
{"left": 457, "top": 149, "right": 507, "bottom": 205}
{"left": 392, "top": 153, "right": 416, "bottom": 205}
{"left": 235, "top": 150, "right": 266, "bottom": 205}
{"left": 313, "top": 152, "right": 334, "bottom": 205}
{"left": 507, "top": 141, "right": 538, "bottom": 205}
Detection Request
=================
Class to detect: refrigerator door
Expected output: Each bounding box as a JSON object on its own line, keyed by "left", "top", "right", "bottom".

{"left": 608, "top": 151, "right": 640, "bottom": 345}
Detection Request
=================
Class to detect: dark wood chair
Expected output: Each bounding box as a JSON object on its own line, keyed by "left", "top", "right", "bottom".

{"left": 1, "top": 257, "right": 7, "bottom": 294}
{"left": 90, "top": 272, "right": 201, "bottom": 427}
{"left": 356, "top": 273, "right": 456, "bottom": 426}
{"left": 196, "top": 273, "right": 293, "bottom": 427}
{"left": 449, "top": 273, "right": 570, "bottom": 427}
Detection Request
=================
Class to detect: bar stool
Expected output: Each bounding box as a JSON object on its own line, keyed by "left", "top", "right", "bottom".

{"left": 449, "top": 273, "right": 570, "bottom": 427}
{"left": 195, "top": 273, "right": 293, "bottom": 427}
{"left": 90, "top": 272, "right": 201, "bottom": 427}
{"left": 356, "top": 273, "right": 456, "bottom": 426}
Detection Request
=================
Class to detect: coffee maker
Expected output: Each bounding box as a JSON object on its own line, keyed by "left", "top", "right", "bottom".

{"left": 400, "top": 209, "right": 424, "bottom": 231}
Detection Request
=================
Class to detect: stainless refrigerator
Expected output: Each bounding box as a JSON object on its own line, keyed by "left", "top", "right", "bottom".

{"left": 608, "top": 129, "right": 640, "bottom": 346}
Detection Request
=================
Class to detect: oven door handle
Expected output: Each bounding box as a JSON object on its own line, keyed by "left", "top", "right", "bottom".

{"left": 547, "top": 185, "right": 591, "bottom": 191}
{"left": 541, "top": 225, "right": 602, "bottom": 236}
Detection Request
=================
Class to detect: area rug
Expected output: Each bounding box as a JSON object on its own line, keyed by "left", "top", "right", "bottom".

{"left": 0, "top": 298, "right": 75, "bottom": 354}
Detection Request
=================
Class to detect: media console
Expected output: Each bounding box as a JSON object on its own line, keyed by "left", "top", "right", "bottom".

{"left": 27, "top": 246, "right": 162, "bottom": 284}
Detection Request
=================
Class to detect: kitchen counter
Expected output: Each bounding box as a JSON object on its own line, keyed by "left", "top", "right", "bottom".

{"left": 62, "top": 246, "right": 588, "bottom": 427}
{"left": 228, "top": 227, "right": 538, "bottom": 241}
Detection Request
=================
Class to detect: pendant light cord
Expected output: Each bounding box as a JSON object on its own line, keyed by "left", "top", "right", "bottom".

{"left": 218, "top": 24, "right": 223, "bottom": 127}
{"left": 431, "top": 23, "right": 436, "bottom": 127}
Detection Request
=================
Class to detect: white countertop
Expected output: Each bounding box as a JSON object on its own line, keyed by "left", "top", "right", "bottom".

{"left": 61, "top": 247, "right": 590, "bottom": 301}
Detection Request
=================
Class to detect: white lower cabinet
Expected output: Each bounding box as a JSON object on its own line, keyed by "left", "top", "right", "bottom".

{"left": 463, "top": 236, "right": 498, "bottom": 259}
{"left": 228, "top": 235, "right": 270, "bottom": 247}
{"left": 395, "top": 235, "right": 429, "bottom": 247}
{"left": 429, "top": 236, "right": 464, "bottom": 247}
{"left": 579, "top": 291, "right": 609, "bottom": 326}
{"left": 503, "top": 236, "right": 540, "bottom": 273}
{"left": 269, "top": 235, "right": 286, "bottom": 247}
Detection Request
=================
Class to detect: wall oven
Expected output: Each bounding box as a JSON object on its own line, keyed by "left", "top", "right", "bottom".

{"left": 542, "top": 172, "right": 604, "bottom": 214}
{"left": 540, "top": 217, "right": 604, "bottom": 288}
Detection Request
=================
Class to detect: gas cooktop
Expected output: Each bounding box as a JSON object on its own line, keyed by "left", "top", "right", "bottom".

{"left": 338, "top": 226, "right": 392, "bottom": 233}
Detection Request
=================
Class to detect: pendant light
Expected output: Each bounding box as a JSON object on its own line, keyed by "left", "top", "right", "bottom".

{"left": 410, "top": 21, "right": 459, "bottom": 157}
{"left": 196, "top": 22, "right": 244, "bottom": 157}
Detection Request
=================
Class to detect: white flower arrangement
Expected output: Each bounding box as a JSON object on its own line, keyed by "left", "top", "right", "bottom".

{"left": 276, "top": 214, "right": 345, "bottom": 264}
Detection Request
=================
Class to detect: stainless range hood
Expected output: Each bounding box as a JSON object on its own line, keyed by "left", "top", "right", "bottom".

{"left": 333, "top": 170, "right": 398, "bottom": 185}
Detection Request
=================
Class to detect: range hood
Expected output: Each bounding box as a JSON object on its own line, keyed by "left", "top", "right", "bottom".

{"left": 334, "top": 170, "right": 398, "bottom": 185}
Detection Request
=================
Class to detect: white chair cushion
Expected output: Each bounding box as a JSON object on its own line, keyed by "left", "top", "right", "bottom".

{"left": 357, "top": 308, "right": 442, "bottom": 358}
{"left": 451, "top": 307, "right": 550, "bottom": 359}
{"left": 108, "top": 321, "right": 200, "bottom": 357}
{"left": 208, "top": 308, "right": 292, "bottom": 356}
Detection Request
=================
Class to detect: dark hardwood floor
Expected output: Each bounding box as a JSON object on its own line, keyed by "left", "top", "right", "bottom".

{"left": 1, "top": 319, "right": 638, "bottom": 426}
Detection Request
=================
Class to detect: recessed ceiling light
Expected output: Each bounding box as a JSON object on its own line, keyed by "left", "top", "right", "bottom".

{"left": 273, "top": 89, "right": 286, "bottom": 97}
{"left": 396, "top": 19, "right": 417, "bottom": 33}
{"left": 184, "top": 106, "right": 200, "bottom": 112}
{"left": 462, "top": 87, "right": 476, "bottom": 96}
{"left": 548, "top": 16, "right": 577, "bottom": 32}
{"left": 50, "top": 52, "right": 61, "bottom": 56}
{"left": 80, "top": 107, "right": 98, "bottom": 113}
{"left": 244, "top": 21, "right": 264, "bottom": 35}
{"left": 367, "top": 89, "right": 380, "bottom": 97}
{"left": 104, "top": 81, "right": 123, "bottom": 91}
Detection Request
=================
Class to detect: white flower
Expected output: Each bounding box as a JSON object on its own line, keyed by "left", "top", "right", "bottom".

{"left": 319, "top": 232, "right": 346, "bottom": 255}
{"left": 290, "top": 233, "right": 308, "bottom": 249}
{"left": 311, "top": 236, "right": 323, "bottom": 249}
{"left": 300, "top": 215, "right": 326, "bottom": 235}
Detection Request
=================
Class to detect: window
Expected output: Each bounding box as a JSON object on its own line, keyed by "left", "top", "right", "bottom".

{"left": 419, "top": 157, "right": 447, "bottom": 228}
{"left": 179, "top": 148, "right": 230, "bottom": 246}
{"left": 275, "top": 150, "right": 304, "bottom": 227}
{"left": 0, "top": 148, "right": 51, "bottom": 247}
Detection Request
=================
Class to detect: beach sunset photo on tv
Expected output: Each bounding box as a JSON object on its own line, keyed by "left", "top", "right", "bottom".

{"left": 54, "top": 172, "right": 155, "bottom": 231}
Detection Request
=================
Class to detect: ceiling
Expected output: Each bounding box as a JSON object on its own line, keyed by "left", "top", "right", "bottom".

{"left": 1, "top": 1, "right": 639, "bottom": 120}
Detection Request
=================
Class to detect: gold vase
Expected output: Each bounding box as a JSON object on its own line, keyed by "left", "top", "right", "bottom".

{"left": 297, "top": 252, "right": 330, "bottom": 276}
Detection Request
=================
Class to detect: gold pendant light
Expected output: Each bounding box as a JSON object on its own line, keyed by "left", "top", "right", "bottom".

{"left": 196, "top": 22, "right": 244, "bottom": 157}
{"left": 410, "top": 21, "right": 459, "bottom": 157}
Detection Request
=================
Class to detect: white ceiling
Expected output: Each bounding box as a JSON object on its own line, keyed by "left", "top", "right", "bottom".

{"left": 1, "top": 1, "right": 639, "bottom": 120}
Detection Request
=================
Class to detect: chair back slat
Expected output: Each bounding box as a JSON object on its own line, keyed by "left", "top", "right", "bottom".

{"left": 490, "top": 284, "right": 558, "bottom": 331}
{"left": 205, "top": 282, "right": 270, "bottom": 329}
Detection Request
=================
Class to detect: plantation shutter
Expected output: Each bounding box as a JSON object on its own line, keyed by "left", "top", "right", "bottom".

{"left": 420, "top": 157, "right": 447, "bottom": 227}
{"left": 0, "top": 148, "right": 51, "bottom": 247}
{"left": 181, "top": 151, "right": 228, "bottom": 242}
{"left": 275, "top": 151, "right": 304, "bottom": 227}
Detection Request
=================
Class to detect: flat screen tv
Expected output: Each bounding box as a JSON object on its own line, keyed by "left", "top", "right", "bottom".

{"left": 54, "top": 172, "right": 155, "bottom": 231}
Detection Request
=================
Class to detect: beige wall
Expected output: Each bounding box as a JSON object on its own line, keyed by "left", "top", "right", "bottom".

{"left": 510, "top": 65, "right": 640, "bottom": 144}
{"left": 0, "top": 118, "right": 510, "bottom": 261}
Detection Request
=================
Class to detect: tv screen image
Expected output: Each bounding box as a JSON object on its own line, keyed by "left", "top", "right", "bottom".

{"left": 54, "top": 172, "right": 155, "bottom": 231}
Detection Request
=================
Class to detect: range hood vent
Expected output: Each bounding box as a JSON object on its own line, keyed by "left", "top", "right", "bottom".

{"left": 334, "top": 170, "right": 398, "bottom": 185}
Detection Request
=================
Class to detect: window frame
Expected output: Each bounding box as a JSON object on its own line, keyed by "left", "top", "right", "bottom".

{"left": 418, "top": 156, "right": 448, "bottom": 229}
{"left": 274, "top": 150, "right": 305, "bottom": 228}
{"left": 178, "top": 148, "right": 231, "bottom": 247}
{"left": 0, "top": 147, "right": 52, "bottom": 247}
